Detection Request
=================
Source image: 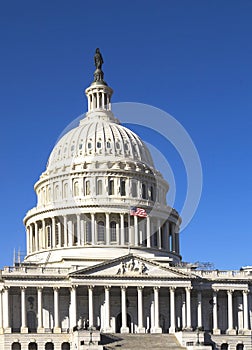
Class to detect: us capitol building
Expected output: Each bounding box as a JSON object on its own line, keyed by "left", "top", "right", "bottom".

{"left": 0, "top": 50, "right": 252, "bottom": 350}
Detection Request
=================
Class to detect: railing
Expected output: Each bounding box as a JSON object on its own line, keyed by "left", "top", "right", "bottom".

{"left": 2, "top": 265, "right": 71, "bottom": 275}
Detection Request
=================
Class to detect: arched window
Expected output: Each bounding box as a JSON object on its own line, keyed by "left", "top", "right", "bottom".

{"left": 73, "top": 181, "right": 79, "bottom": 196}
{"left": 142, "top": 183, "right": 146, "bottom": 199}
{"left": 63, "top": 183, "right": 68, "bottom": 198}
{"left": 45, "top": 343, "right": 54, "bottom": 350}
{"left": 97, "top": 179, "right": 103, "bottom": 195}
{"left": 97, "top": 221, "right": 105, "bottom": 242}
{"left": 236, "top": 345, "right": 244, "bottom": 350}
{"left": 12, "top": 342, "right": 21, "bottom": 350}
{"left": 54, "top": 185, "right": 59, "bottom": 200}
{"left": 28, "top": 343, "right": 37, "bottom": 350}
{"left": 61, "top": 343, "right": 70, "bottom": 350}
{"left": 109, "top": 179, "right": 114, "bottom": 195}
{"left": 85, "top": 180, "right": 90, "bottom": 195}
{"left": 221, "top": 344, "right": 228, "bottom": 350}
{"left": 110, "top": 221, "right": 117, "bottom": 242}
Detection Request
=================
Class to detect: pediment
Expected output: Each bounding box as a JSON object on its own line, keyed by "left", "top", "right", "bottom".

{"left": 70, "top": 254, "right": 191, "bottom": 279}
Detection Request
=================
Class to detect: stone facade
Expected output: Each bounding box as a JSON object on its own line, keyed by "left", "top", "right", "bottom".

{"left": 0, "top": 53, "right": 251, "bottom": 350}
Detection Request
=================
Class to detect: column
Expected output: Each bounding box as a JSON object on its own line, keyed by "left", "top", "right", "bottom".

{"left": 26, "top": 226, "right": 30, "bottom": 255}
{"left": 175, "top": 229, "right": 180, "bottom": 254}
{"left": 243, "top": 290, "right": 249, "bottom": 332}
{"left": 134, "top": 215, "right": 138, "bottom": 246}
{"left": 157, "top": 220, "right": 162, "bottom": 249}
{"left": 42, "top": 219, "right": 46, "bottom": 249}
{"left": 120, "top": 286, "right": 129, "bottom": 333}
{"left": 137, "top": 287, "right": 145, "bottom": 333}
{"left": 68, "top": 219, "right": 73, "bottom": 246}
{"left": 120, "top": 213, "right": 125, "bottom": 245}
{"left": 21, "top": 287, "right": 28, "bottom": 333}
{"left": 186, "top": 287, "right": 192, "bottom": 330}
{"left": 58, "top": 221, "right": 62, "bottom": 247}
{"left": 171, "top": 223, "right": 176, "bottom": 252}
{"left": 37, "top": 287, "right": 44, "bottom": 333}
{"left": 77, "top": 214, "right": 81, "bottom": 246}
{"left": 70, "top": 286, "right": 77, "bottom": 329}
{"left": 146, "top": 216, "right": 151, "bottom": 248}
{"left": 152, "top": 287, "right": 162, "bottom": 333}
{"left": 91, "top": 213, "right": 95, "bottom": 245}
{"left": 169, "top": 287, "right": 176, "bottom": 333}
{"left": 166, "top": 222, "right": 170, "bottom": 251}
{"left": 88, "top": 286, "right": 94, "bottom": 327}
{"left": 0, "top": 290, "right": 3, "bottom": 333}
{"left": 197, "top": 291, "right": 202, "bottom": 329}
{"left": 106, "top": 213, "right": 110, "bottom": 245}
{"left": 212, "top": 290, "right": 220, "bottom": 334}
{"left": 103, "top": 286, "right": 112, "bottom": 332}
{"left": 51, "top": 217, "right": 56, "bottom": 248}
{"left": 64, "top": 215, "right": 68, "bottom": 247}
{"left": 29, "top": 225, "right": 33, "bottom": 253}
{"left": 181, "top": 290, "right": 186, "bottom": 329}
{"left": 35, "top": 222, "right": 39, "bottom": 251}
{"left": 53, "top": 287, "right": 61, "bottom": 333}
{"left": 226, "top": 290, "right": 235, "bottom": 334}
{"left": 3, "top": 287, "right": 11, "bottom": 333}
{"left": 80, "top": 218, "right": 85, "bottom": 245}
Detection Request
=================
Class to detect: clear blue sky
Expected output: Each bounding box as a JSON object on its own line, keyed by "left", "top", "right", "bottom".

{"left": 0, "top": 0, "right": 251, "bottom": 269}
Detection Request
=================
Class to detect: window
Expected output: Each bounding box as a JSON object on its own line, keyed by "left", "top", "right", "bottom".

{"left": 73, "top": 181, "right": 79, "bottom": 196}
{"left": 109, "top": 179, "right": 114, "bottom": 195}
{"left": 97, "top": 140, "right": 102, "bottom": 148}
{"left": 97, "top": 179, "right": 102, "bottom": 195}
{"left": 86, "top": 221, "right": 91, "bottom": 243}
{"left": 106, "top": 140, "right": 111, "bottom": 148}
{"left": 63, "top": 183, "right": 68, "bottom": 198}
{"left": 97, "top": 221, "right": 105, "bottom": 242}
{"left": 88, "top": 142, "right": 92, "bottom": 149}
{"left": 120, "top": 180, "right": 126, "bottom": 196}
{"left": 46, "top": 226, "right": 51, "bottom": 248}
{"left": 150, "top": 186, "right": 154, "bottom": 201}
{"left": 85, "top": 180, "right": 90, "bottom": 195}
{"left": 132, "top": 181, "right": 137, "bottom": 197}
{"left": 54, "top": 185, "right": 59, "bottom": 200}
{"left": 142, "top": 183, "right": 146, "bottom": 199}
{"left": 124, "top": 221, "right": 129, "bottom": 243}
{"left": 110, "top": 221, "right": 117, "bottom": 242}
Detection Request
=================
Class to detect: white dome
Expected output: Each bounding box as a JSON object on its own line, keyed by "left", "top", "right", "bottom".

{"left": 47, "top": 114, "right": 154, "bottom": 173}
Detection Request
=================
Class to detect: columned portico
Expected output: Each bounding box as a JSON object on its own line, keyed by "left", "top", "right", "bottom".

{"left": 120, "top": 286, "right": 129, "bottom": 333}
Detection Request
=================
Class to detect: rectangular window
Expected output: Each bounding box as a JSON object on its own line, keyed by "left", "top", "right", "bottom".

{"left": 109, "top": 179, "right": 114, "bottom": 195}
{"left": 121, "top": 180, "right": 126, "bottom": 196}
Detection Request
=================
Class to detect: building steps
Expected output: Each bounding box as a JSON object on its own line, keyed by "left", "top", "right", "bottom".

{"left": 101, "top": 333, "right": 186, "bottom": 350}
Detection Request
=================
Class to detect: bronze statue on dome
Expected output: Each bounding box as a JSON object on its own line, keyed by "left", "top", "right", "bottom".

{"left": 94, "top": 48, "right": 103, "bottom": 70}
{"left": 93, "top": 48, "right": 106, "bottom": 83}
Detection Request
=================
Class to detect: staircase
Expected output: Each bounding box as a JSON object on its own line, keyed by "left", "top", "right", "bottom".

{"left": 101, "top": 333, "right": 186, "bottom": 350}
